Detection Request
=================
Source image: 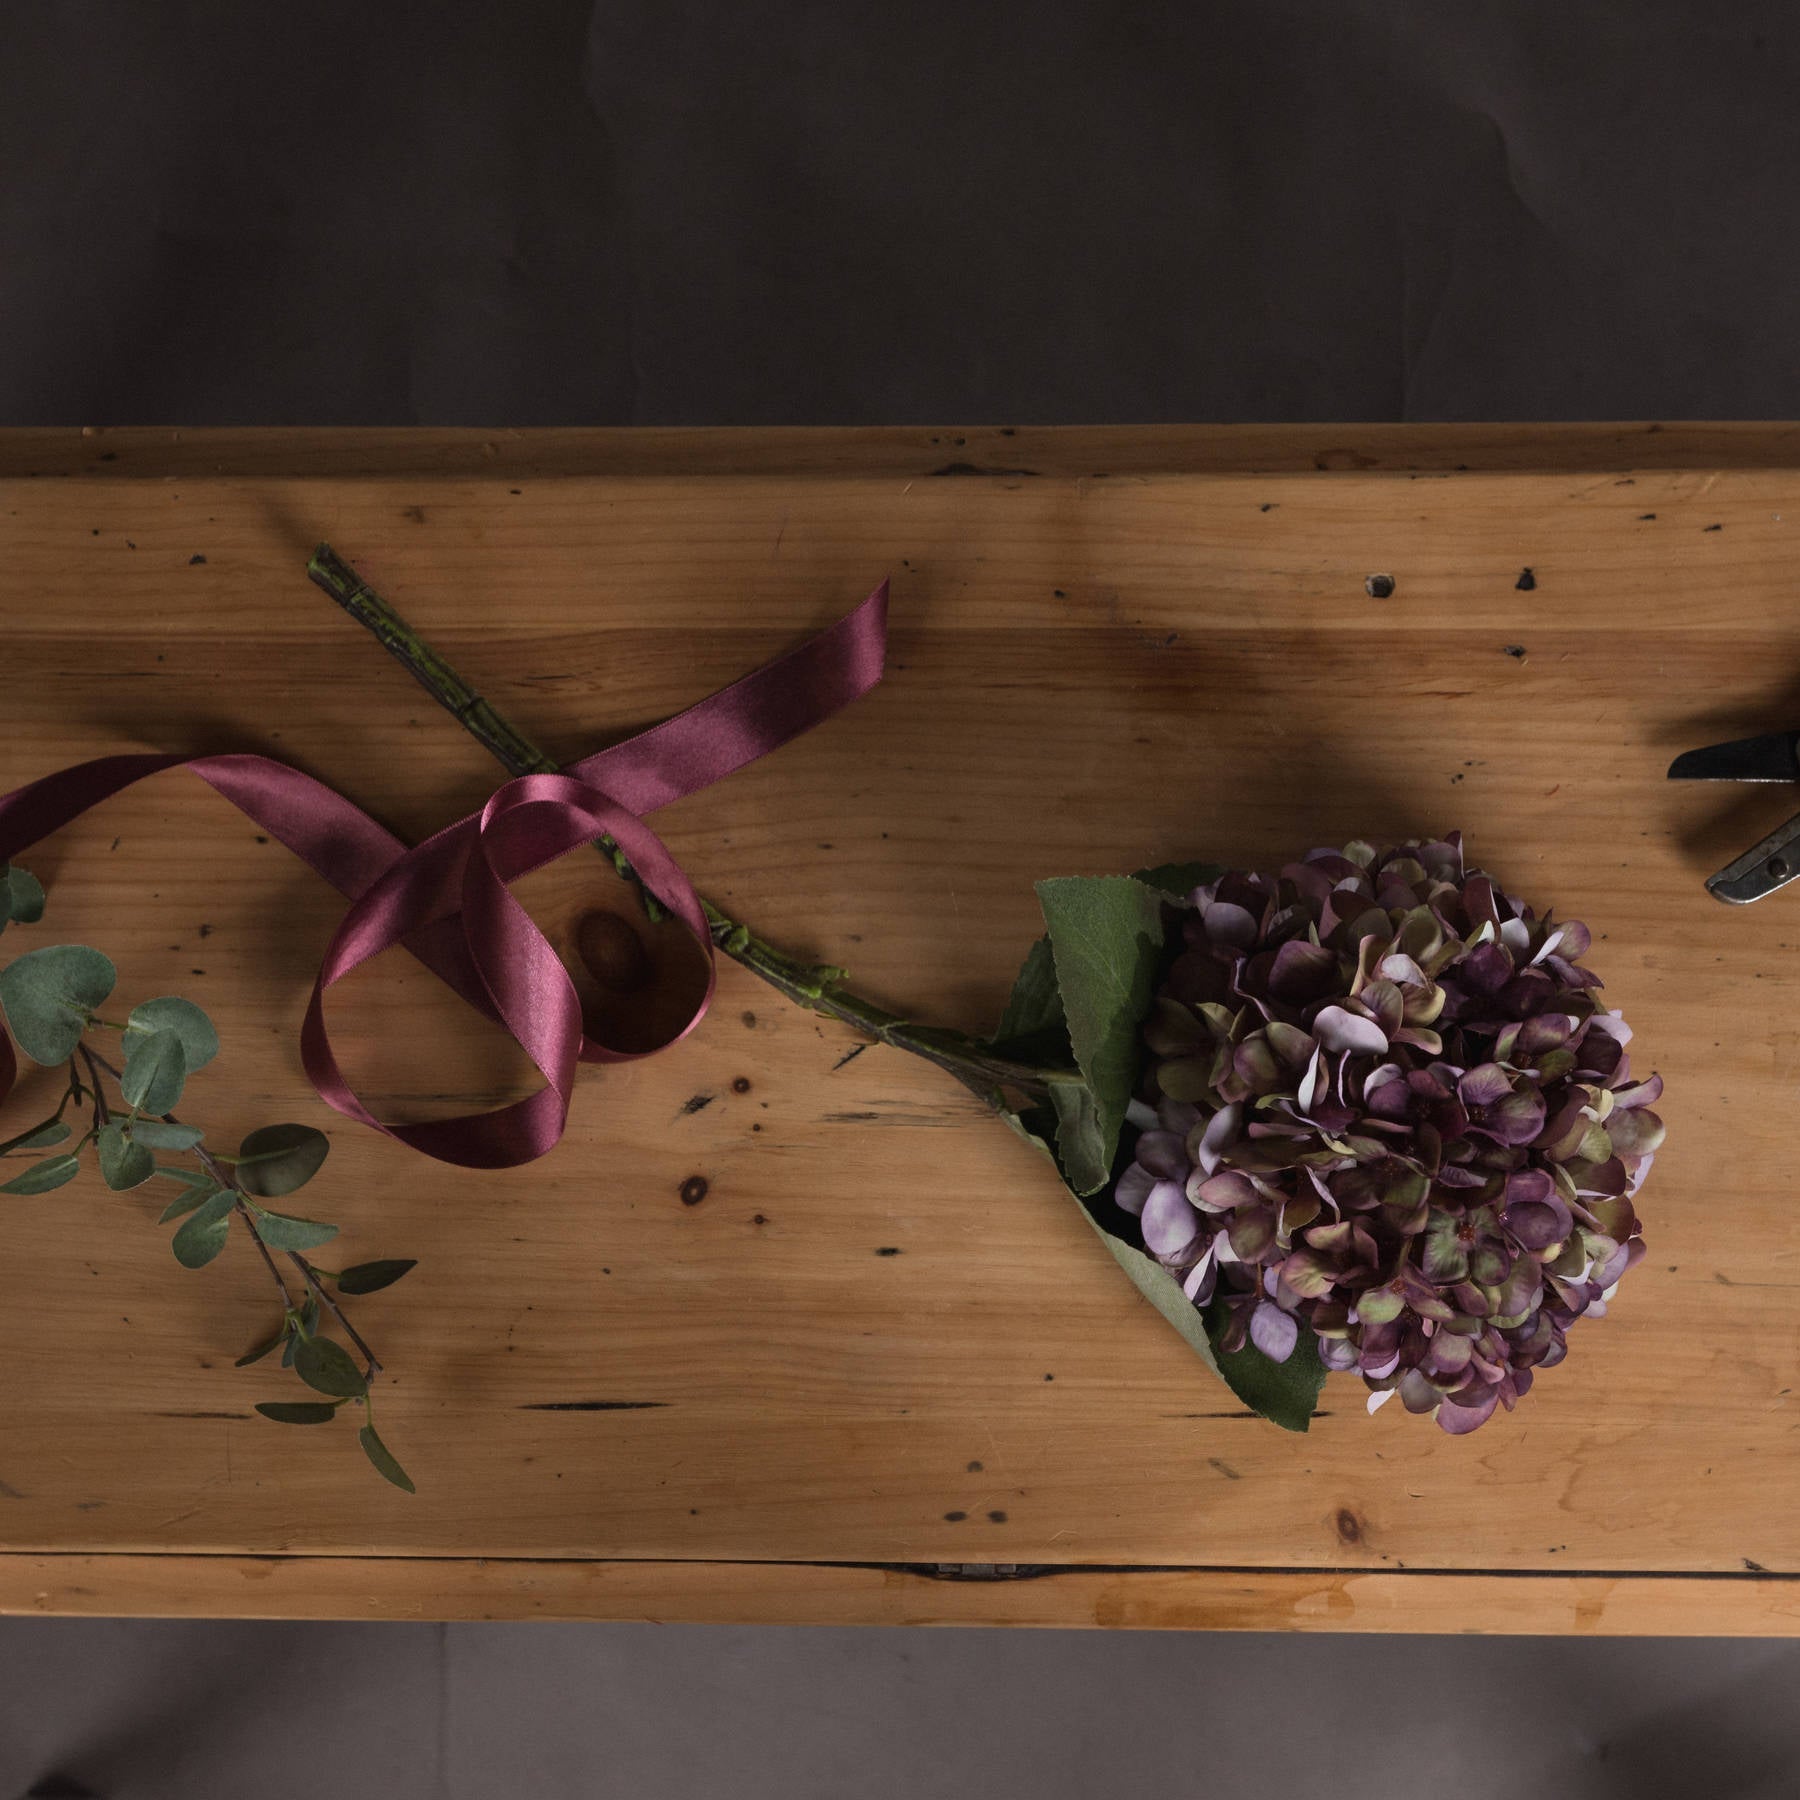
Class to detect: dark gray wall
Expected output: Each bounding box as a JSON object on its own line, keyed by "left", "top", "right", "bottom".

{"left": 4, "top": 3, "right": 1798, "bottom": 424}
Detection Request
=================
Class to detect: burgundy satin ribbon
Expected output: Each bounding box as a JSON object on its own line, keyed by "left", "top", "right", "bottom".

{"left": 0, "top": 582, "right": 888, "bottom": 1169}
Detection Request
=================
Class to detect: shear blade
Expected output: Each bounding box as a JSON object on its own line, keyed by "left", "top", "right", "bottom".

{"left": 1706, "top": 810, "right": 1800, "bottom": 904}
{"left": 1667, "top": 731, "right": 1800, "bottom": 783}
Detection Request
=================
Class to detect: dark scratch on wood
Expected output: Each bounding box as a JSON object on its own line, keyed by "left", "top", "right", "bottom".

{"left": 519, "top": 1401, "right": 670, "bottom": 1412}
{"left": 679, "top": 1093, "right": 715, "bottom": 1116}
{"left": 928, "top": 462, "right": 1041, "bottom": 479}
{"left": 832, "top": 1042, "right": 871, "bottom": 1071}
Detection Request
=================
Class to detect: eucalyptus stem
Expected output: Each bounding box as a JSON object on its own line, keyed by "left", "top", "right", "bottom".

{"left": 307, "top": 544, "right": 1070, "bottom": 1106}
{"left": 291, "top": 1257, "right": 382, "bottom": 1378}
{"left": 83, "top": 1047, "right": 380, "bottom": 1378}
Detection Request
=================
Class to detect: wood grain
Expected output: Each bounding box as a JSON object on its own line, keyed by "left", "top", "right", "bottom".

{"left": 0, "top": 424, "right": 1796, "bottom": 1630}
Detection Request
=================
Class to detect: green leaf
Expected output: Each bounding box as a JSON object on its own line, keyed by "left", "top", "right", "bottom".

{"left": 1075, "top": 1205, "right": 1226, "bottom": 1380}
{"left": 235, "top": 1123, "right": 330, "bottom": 1197}
{"left": 247, "top": 1207, "right": 339, "bottom": 1252}
{"left": 1046, "top": 1077, "right": 1110, "bottom": 1194}
{"left": 0, "top": 1151, "right": 82, "bottom": 1195}
{"left": 989, "top": 935, "right": 1071, "bottom": 1064}
{"left": 97, "top": 1121, "right": 155, "bottom": 1192}
{"left": 123, "top": 997, "right": 218, "bottom": 1074}
{"left": 119, "top": 1027, "right": 186, "bottom": 1115}
{"left": 1134, "top": 860, "right": 1225, "bottom": 897}
{"left": 127, "top": 1119, "right": 204, "bottom": 1151}
{"left": 335, "top": 1259, "right": 418, "bottom": 1296}
{"left": 1203, "top": 1298, "right": 1328, "bottom": 1433}
{"left": 1, "top": 1118, "right": 72, "bottom": 1154}
{"left": 1039, "top": 1086, "right": 1328, "bottom": 1433}
{"left": 157, "top": 1182, "right": 221, "bottom": 1224}
{"left": 171, "top": 1186, "right": 236, "bottom": 1267}
{"left": 255, "top": 1401, "right": 343, "bottom": 1425}
{"left": 999, "top": 1099, "right": 1060, "bottom": 1161}
{"left": 236, "top": 1324, "right": 290, "bottom": 1367}
{"left": 0, "top": 945, "right": 117, "bottom": 1064}
{"left": 2, "top": 865, "right": 46, "bottom": 925}
{"left": 358, "top": 1422, "right": 416, "bottom": 1494}
{"left": 1033, "top": 875, "right": 1170, "bottom": 1194}
{"left": 293, "top": 1334, "right": 367, "bottom": 1399}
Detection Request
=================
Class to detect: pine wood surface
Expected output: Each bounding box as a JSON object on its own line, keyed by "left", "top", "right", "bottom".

{"left": 0, "top": 424, "right": 1794, "bottom": 1631}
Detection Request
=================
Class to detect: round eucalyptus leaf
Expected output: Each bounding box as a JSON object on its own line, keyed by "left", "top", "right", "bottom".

{"left": 1, "top": 865, "right": 46, "bottom": 926}
{"left": 358, "top": 1423, "right": 416, "bottom": 1494}
{"left": 0, "top": 945, "right": 116, "bottom": 1065}
{"left": 235, "top": 1123, "right": 330, "bottom": 1197}
{"left": 124, "top": 997, "right": 219, "bottom": 1074}
{"left": 97, "top": 1122, "right": 155, "bottom": 1192}
{"left": 171, "top": 1188, "right": 235, "bottom": 1267}
{"left": 293, "top": 1333, "right": 367, "bottom": 1399}
{"left": 120, "top": 1027, "right": 187, "bottom": 1115}
{"left": 247, "top": 1207, "right": 339, "bottom": 1252}
{"left": 0, "top": 1151, "right": 82, "bottom": 1195}
{"left": 128, "top": 1119, "right": 204, "bottom": 1151}
{"left": 4, "top": 1119, "right": 72, "bottom": 1153}
{"left": 255, "top": 1401, "right": 342, "bottom": 1425}
{"left": 157, "top": 1182, "right": 220, "bottom": 1225}
{"left": 335, "top": 1259, "right": 418, "bottom": 1296}
{"left": 235, "top": 1326, "right": 289, "bottom": 1368}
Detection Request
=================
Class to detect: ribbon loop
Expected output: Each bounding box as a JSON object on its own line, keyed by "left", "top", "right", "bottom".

{"left": 0, "top": 581, "right": 888, "bottom": 1169}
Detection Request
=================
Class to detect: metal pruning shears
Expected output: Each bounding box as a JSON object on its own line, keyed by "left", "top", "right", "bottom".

{"left": 1668, "top": 731, "right": 1800, "bottom": 903}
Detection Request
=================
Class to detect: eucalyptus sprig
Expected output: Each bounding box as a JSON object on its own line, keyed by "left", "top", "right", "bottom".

{"left": 0, "top": 881, "right": 417, "bottom": 1492}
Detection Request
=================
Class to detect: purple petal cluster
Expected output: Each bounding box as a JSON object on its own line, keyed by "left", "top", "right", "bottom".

{"left": 1114, "top": 836, "right": 1657, "bottom": 1433}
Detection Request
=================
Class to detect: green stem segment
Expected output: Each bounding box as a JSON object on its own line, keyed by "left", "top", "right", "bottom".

{"left": 83, "top": 1047, "right": 381, "bottom": 1379}
{"left": 306, "top": 545, "right": 1070, "bottom": 1106}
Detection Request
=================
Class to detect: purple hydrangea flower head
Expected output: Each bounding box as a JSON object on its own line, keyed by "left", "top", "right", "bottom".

{"left": 1114, "top": 835, "right": 1658, "bottom": 1433}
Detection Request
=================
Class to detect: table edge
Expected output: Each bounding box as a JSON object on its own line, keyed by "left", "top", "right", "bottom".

{"left": 2, "top": 1555, "right": 1795, "bottom": 1634}
{"left": 7, "top": 422, "right": 1800, "bottom": 481}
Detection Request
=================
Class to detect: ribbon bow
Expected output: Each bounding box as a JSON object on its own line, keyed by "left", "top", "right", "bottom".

{"left": 0, "top": 582, "right": 888, "bottom": 1169}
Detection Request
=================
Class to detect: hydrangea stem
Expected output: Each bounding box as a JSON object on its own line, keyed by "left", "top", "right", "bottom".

{"left": 306, "top": 545, "right": 1067, "bottom": 1105}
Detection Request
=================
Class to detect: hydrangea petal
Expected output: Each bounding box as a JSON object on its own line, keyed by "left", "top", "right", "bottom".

{"left": 1249, "top": 1301, "right": 1299, "bottom": 1363}
{"left": 1114, "top": 1163, "right": 1156, "bottom": 1217}
{"left": 1142, "top": 1182, "right": 1202, "bottom": 1257}
{"left": 1269, "top": 939, "right": 1337, "bottom": 1003}
{"left": 1200, "top": 901, "right": 1259, "bottom": 950}
{"left": 1436, "top": 1388, "right": 1500, "bottom": 1434}
{"left": 1313, "top": 1005, "right": 1390, "bottom": 1055}
{"left": 1192, "top": 1101, "right": 1243, "bottom": 1175}
{"left": 1135, "top": 1130, "right": 1190, "bottom": 1180}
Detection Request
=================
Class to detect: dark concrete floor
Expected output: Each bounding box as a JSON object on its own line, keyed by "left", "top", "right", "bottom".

{"left": 3, "top": 1621, "right": 1798, "bottom": 1800}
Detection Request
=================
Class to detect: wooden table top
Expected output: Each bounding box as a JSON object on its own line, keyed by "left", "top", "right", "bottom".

{"left": 1, "top": 424, "right": 1797, "bottom": 1633}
